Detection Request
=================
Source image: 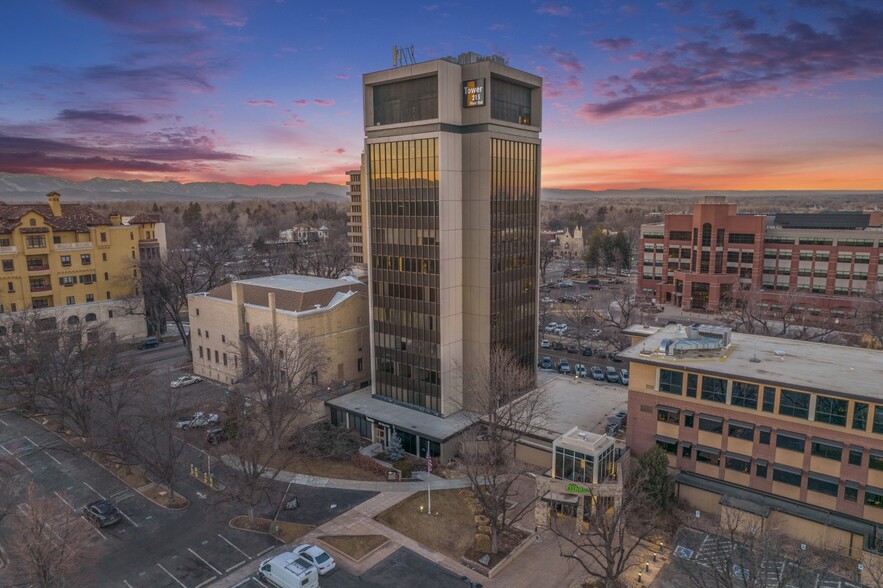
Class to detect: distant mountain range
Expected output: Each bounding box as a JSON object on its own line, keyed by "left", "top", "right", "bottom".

{"left": 0, "top": 173, "right": 348, "bottom": 202}
{"left": 0, "top": 172, "right": 879, "bottom": 204}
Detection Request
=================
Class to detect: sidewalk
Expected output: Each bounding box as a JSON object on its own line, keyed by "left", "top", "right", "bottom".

{"left": 220, "top": 454, "right": 473, "bottom": 492}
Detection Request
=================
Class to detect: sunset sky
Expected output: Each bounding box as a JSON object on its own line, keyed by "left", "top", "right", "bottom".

{"left": 1, "top": 0, "right": 881, "bottom": 190}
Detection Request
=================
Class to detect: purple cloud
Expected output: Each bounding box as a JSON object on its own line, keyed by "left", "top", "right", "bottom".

{"left": 313, "top": 98, "right": 335, "bottom": 107}
{"left": 245, "top": 100, "right": 276, "bottom": 106}
{"left": 657, "top": 0, "right": 694, "bottom": 15}
{"left": 551, "top": 50, "right": 584, "bottom": 74}
{"left": 536, "top": 4, "right": 572, "bottom": 16}
{"left": 58, "top": 109, "right": 148, "bottom": 124}
{"left": 719, "top": 9, "right": 756, "bottom": 32}
{"left": 594, "top": 37, "right": 634, "bottom": 51}
{"left": 581, "top": 6, "right": 883, "bottom": 120}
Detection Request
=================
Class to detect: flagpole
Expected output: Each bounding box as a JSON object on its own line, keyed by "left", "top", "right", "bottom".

{"left": 427, "top": 449, "right": 432, "bottom": 515}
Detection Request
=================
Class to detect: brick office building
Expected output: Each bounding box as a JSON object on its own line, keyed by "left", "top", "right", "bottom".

{"left": 638, "top": 196, "right": 883, "bottom": 319}
{"left": 622, "top": 323, "right": 883, "bottom": 559}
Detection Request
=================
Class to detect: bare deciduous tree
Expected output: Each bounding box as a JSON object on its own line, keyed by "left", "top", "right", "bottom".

{"left": 552, "top": 471, "right": 657, "bottom": 588}
{"left": 132, "top": 216, "right": 243, "bottom": 358}
{"left": 540, "top": 239, "right": 556, "bottom": 283}
{"left": 457, "top": 346, "right": 550, "bottom": 554}
{"left": 676, "top": 508, "right": 843, "bottom": 588}
{"left": 238, "top": 325, "right": 328, "bottom": 450}
{"left": 133, "top": 377, "right": 188, "bottom": 505}
{"left": 6, "top": 484, "right": 95, "bottom": 587}
{"left": 286, "top": 234, "right": 352, "bottom": 279}
{"left": 720, "top": 287, "right": 842, "bottom": 343}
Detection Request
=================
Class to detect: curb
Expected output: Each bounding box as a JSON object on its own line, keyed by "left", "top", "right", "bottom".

{"left": 27, "top": 414, "right": 190, "bottom": 511}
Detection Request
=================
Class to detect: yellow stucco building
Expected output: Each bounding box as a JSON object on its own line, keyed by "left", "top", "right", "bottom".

{"left": 0, "top": 192, "right": 165, "bottom": 339}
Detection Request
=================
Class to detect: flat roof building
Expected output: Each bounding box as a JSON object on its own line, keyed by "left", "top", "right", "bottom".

{"left": 639, "top": 196, "right": 883, "bottom": 321}
{"left": 326, "top": 52, "right": 542, "bottom": 462}
{"left": 622, "top": 323, "right": 883, "bottom": 558}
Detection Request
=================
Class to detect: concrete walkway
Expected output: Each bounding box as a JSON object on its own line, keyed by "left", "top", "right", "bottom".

{"left": 220, "top": 454, "right": 473, "bottom": 492}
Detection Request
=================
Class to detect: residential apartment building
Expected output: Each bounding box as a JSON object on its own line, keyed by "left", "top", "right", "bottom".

{"left": 347, "top": 159, "right": 367, "bottom": 273}
{"left": 0, "top": 192, "right": 164, "bottom": 339}
{"left": 188, "top": 275, "right": 369, "bottom": 388}
{"left": 638, "top": 196, "right": 883, "bottom": 318}
{"left": 623, "top": 323, "right": 883, "bottom": 557}
{"left": 326, "top": 52, "right": 542, "bottom": 462}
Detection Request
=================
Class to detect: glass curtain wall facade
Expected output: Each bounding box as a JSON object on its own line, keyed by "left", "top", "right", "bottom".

{"left": 490, "top": 138, "right": 538, "bottom": 369}
{"left": 369, "top": 138, "right": 442, "bottom": 414}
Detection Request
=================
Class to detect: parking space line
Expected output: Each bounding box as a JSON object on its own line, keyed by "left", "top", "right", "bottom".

{"left": 218, "top": 534, "right": 252, "bottom": 560}
{"left": 44, "top": 450, "right": 62, "bottom": 465}
{"left": 195, "top": 576, "right": 217, "bottom": 588}
{"left": 252, "top": 576, "right": 269, "bottom": 587}
{"left": 0, "top": 417, "right": 8, "bottom": 425}
{"left": 255, "top": 546, "right": 275, "bottom": 558}
{"left": 226, "top": 560, "right": 246, "bottom": 573}
{"left": 83, "top": 481, "right": 106, "bottom": 500}
{"left": 188, "top": 547, "right": 222, "bottom": 576}
{"left": 123, "top": 580, "right": 134, "bottom": 588}
{"left": 156, "top": 563, "right": 187, "bottom": 588}
{"left": 116, "top": 506, "right": 139, "bottom": 527}
{"left": 54, "top": 491, "right": 74, "bottom": 509}
{"left": 0, "top": 442, "right": 34, "bottom": 472}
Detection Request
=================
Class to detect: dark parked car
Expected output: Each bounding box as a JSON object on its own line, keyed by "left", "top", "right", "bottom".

{"left": 594, "top": 348, "right": 607, "bottom": 359}
{"left": 83, "top": 500, "right": 121, "bottom": 528}
{"left": 540, "top": 356, "right": 553, "bottom": 370}
{"left": 552, "top": 341, "right": 565, "bottom": 351}
{"left": 581, "top": 346, "right": 593, "bottom": 357}
{"left": 206, "top": 427, "right": 229, "bottom": 444}
{"left": 566, "top": 344, "right": 579, "bottom": 354}
{"left": 136, "top": 336, "right": 159, "bottom": 350}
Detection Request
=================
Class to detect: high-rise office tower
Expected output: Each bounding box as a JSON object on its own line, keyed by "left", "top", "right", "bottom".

{"left": 364, "top": 53, "right": 542, "bottom": 418}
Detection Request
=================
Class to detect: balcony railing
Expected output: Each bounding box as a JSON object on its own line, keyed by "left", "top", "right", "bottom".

{"left": 0, "top": 246, "right": 17, "bottom": 255}
{"left": 54, "top": 242, "right": 93, "bottom": 251}
{"left": 27, "top": 264, "right": 50, "bottom": 272}
{"left": 30, "top": 284, "right": 52, "bottom": 293}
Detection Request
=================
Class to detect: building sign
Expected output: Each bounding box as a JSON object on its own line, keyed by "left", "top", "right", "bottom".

{"left": 566, "top": 483, "right": 589, "bottom": 494}
{"left": 463, "top": 78, "right": 485, "bottom": 108}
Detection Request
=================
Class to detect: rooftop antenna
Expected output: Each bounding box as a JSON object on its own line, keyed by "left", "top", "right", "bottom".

{"left": 392, "top": 44, "right": 416, "bottom": 67}
{"left": 749, "top": 341, "right": 760, "bottom": 363}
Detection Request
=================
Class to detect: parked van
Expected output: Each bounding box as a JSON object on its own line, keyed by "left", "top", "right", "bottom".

{"left": 136, "top": 337, "right": 159, "bottom": 350}
{"left": 258, "top": 553, "right": 319, "bottom": 588}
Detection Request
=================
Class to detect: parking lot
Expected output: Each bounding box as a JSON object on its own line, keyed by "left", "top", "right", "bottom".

{"left": 658, "top": 528, "right": 862, "bottom": 588}
{"left": 0, "top": 407, "right": 375, "bottom": 587}
{"left": 230, "top": 546, "right": 469, "bottom": 588}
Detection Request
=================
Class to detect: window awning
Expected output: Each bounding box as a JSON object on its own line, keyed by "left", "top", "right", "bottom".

{"left": 777, "top": 430, "right": 805, "bottom": 441}
{"left": 657, "top": 405, "right": 679, "bottom": 414}
{"left": 725, "top": 452, "right": 751, "bottom": 461}
{"left": 728, "top": 420, "right": 754, "bottom": 429}
{"left": 541, "top": 491, "right": 580, "bottom": 505}
{"left": 696, "top": 445, "right": 720, "bottom": 455}
{"left": 808, "top": 472, "right": 839, "bottom": 485}
{"left": 654, "top": 434, "right": 678, "bottom": 445}
{"left": 773, "top": 463, "right": 801, "bottom": 475}
{"left": 812, "top": 438, "right": 843, "bottom": 449}
{"left": 698, "top": 414, "right": 723, "bottom": 423}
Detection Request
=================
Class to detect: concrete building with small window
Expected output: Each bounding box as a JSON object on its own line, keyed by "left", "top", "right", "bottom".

{"left": 623, "top": 323, "right": 883, "bottom": 559}
{"left": 0, "top": 192, "right": 165, "bottom": 340}
{"left": 638, "top": 196, "right": 883, "bottom": 320}
{"left": 188, "top": 275, "right": 370, "bottom": 388}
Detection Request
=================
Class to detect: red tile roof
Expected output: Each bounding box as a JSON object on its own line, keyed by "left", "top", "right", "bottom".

{"left": 0, "top": 200, "right": 109, "bottom": 233}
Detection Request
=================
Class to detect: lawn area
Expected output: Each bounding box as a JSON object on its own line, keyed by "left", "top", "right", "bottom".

{"left": 375, "top": 489, "right": 474, "bottom": 560}
{"left": 319, "top": 535, "right": 388, "bottom": 561}
{"left": 267, "top": 454, "right": 387, "bottom": 482}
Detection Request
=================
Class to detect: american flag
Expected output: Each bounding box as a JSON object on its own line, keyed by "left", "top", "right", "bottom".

{"left": 427, "top": 454, "right": 432, "bottom": 473}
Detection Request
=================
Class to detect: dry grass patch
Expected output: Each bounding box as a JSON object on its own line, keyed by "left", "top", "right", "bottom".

{"left": 375, "top": 489, "right": 474, "bottom": 560}
{"left": 230, "top": 516, "right": 312, "bottom": 543}
{"left": 264, "top": 453, "right": 387, "bottom": 482}
{"left": 318, "top": 535, "right": 388, "bottom": 561}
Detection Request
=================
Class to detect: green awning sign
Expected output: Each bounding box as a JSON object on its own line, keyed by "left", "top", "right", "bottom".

{"left": 566, "top": 483, "right": 589, "bottom": 494}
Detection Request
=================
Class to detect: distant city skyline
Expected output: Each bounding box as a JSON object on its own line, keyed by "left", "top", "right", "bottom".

{"left": 0, "top": 0, "right": 881, "bottom": 190}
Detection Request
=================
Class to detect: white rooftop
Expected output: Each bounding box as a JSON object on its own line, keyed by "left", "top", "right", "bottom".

{"left": 555, "top": 426, "right": 614, "bottom": 454}
{"left": 237, "top": 274, "right": 360, "bottom": 293}
{"left": 621, "top": 324, "right": 883, "bottom": 402}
